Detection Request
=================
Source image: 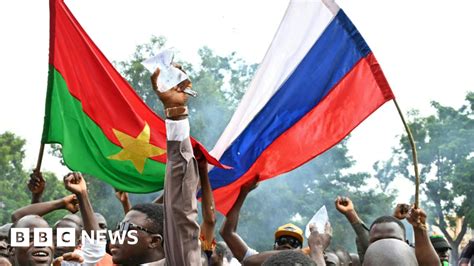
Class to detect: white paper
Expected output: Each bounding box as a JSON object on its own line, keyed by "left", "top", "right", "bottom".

{"left": 305, "top": 205, "right": 328, "bottom": 238}
{"left": 142, "top": 49, "right": 188, "bottom": 93}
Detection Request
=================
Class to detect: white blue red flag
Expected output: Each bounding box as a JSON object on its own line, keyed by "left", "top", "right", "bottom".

{"left": 209, "top": 0, "right": 395, "bottom": 215}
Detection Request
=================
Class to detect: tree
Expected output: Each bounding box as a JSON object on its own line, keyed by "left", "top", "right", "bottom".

{"left": 0, "top": 132, "right": 68, "bottom": 224}
{"left": 389, "top": 92, "right": 474, "bottom": 264}
{"left": 0, "top": 132, "right": 29, "bottom": 224}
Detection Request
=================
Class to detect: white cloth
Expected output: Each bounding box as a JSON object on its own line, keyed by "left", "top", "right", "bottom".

{"left": 61, "top": 239, "right": 106, "bottom": 266}
{"left": 243, "top": 247, "right": 259, "bottom": 260}
{"left": 166, "top": 119, "right": 190, "bottom": 141}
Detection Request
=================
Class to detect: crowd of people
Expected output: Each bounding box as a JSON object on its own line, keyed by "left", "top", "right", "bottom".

{"left": 0, "top": 66, "right": 473, "bottom": 266}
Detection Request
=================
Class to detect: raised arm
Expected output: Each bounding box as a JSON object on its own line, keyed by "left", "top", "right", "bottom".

{"left": 335, "top": 196, "right": 369, "bottom": 263}
{"left": 406, "top": 206, "right": 439, "bottom": 266}
{"left": 63, "top": 172, "right": 106, "bottom": 264}
{"left": 308, "top": 222, "right": 332, "bottom": 266}
{"left": 114, "top": 190, "right": 131, "bottom": 214}
{"left": 63, "top": 173, "right": 100, "bottom": 234}
{"left": 220, "top": 178, "right": 258, "bottom": 262}
{"left": 27, "top": 170, "right": 45, "bottom": 204}
{"left": 151, "top": 65, "right": 201, "bottom": 265}
{"left": 11, "top": 194, "right": 78, "bottom": 223}
{"left": 195, "top": 148, "right": 216, "bottom": 253}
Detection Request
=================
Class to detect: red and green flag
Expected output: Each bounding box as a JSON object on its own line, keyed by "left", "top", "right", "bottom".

{"left": 42, "top": 0, "right": 224, "bottom": 193}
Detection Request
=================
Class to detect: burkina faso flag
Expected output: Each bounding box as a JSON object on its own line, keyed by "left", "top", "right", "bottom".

{"left": 42, "top": 0, "right": 224, "bottom": 193}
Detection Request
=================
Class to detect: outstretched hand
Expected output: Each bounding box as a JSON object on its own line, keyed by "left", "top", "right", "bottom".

{"left": 63, "top": 172, "right": 87, "bottom": 195}
{"left": 53, "top": 252, "right": 84, "bottom": 266}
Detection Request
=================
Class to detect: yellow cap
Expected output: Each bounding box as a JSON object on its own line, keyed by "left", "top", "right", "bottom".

{"left": 275, "top": 223, "right": 304, "bottom": 244}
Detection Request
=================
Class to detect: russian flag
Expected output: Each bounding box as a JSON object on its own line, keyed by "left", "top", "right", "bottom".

{"left": 209, "top": 0, "right": 395, "bottom": 215}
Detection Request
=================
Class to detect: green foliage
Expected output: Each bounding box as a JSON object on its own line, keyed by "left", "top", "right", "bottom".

{"left": 0, "top": 132, "right": 30, "bottom": 224}
{"left": 0, "top": 132, "right": 75, "bottom": 225}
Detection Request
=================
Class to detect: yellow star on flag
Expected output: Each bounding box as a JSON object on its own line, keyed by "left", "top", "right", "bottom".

{"left": 108, "top": 123, "right": 166, "bottom": 173}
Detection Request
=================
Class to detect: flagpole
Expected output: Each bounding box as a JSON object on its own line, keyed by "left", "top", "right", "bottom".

{"left": 393, "top": 99, "right": 420, "bottom": 208}
{"left": 35, "top": 143, "right": 45, "bottom": 173}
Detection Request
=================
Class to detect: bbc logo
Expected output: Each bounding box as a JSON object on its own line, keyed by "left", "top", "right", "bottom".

{"left": 10, "top": 228, "right": 76, "bottom": 247}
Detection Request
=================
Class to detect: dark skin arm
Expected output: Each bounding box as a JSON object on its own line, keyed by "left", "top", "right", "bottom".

{"left": 335, "top": 196, "right": 369, "bottom": 263}
{"left": 11, "top": 194, "right": 78, "bottom": 223}
{"left": 406, "top": 206, "right": 439, "bottom": 266}
{"left": 28, "top": 170, "right": 45, "bottom": 204}
{"left": 114, "top": 190, "right": 131, "bottom": 214}
{"left": 308, "top": 222, "right": 332, "bottom": 265}
{"left": 64, "top": 172, "right": 100, "bottom": 235}
{"left": 195, "top": 148, "right": 216, "bottom": 250}
{"left": 219, "top": 177, "right": 258, "bottom": 262}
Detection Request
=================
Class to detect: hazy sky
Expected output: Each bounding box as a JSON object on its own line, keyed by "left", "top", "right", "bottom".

{"left": 1, "top": 0, "right": 473, "bottom": 202}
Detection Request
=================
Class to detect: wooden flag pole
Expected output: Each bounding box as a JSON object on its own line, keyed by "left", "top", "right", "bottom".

{"left": 393, "top": 99, "right": 420, "bottom": 208}
{"left": 35, "top": 143, "right": 46, "bottom": 173}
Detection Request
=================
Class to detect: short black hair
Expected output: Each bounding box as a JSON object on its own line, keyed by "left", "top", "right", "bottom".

{"left": 262, "top": 250, "right": 316, "bottom": 266}
{"left": 130, "top": 203, "right": 163, "bottom": 236}
{"left": 370, "top": 216, "right": 406, "bottom": 236}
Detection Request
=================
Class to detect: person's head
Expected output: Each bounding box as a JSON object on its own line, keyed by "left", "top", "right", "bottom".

{"left": 0, "top": 224, "right": 12, "bottom": 259}
{"left": 334, "top": 247, "right": 351, "bottom": 265}
{"left": 53, "top": 214, "right": 82, "bottom": 258}
{"left": 9, "top": 215, "right": 53, "bottom": 266}
{"left": 350, "top": 253, "right": 361, "bottom": 266}
{"left": 94, "top": 213, "right": 108, "bottom": 230}
{"left": 262, "top": 250, "right": 316, "bottom": 265}
{"left": 363, "top": 238, "right": 417, "bottom": 266}
{"left": 273, "top": 223, "right": 304, "bottom": 250}
{"left": 61, "top": 214, "right": 82, "bottom": 227}
{"left": 429, "top": 235, "right": 451, "bottom": 263}
{"left": 369, "top": 216, "right": 406, "bottom": 243}
{"left": 110, "top": 203, "right": 164, "bottom": 265}
{"left": 210, "top": 241, "right": 228, "bottom": 266}
{"left": 325, "top": 251, "right": 340, "bottom": 265}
